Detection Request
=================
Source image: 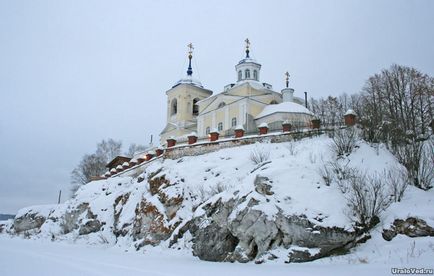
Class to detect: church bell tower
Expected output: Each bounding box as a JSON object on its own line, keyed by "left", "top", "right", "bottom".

{"left": 159, "top": 43, "right": 213, "bottom": 145}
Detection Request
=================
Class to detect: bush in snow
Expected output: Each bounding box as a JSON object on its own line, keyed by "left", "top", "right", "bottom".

{"left": 417, "top": 139, "right": 434, "bottom": 190}
{"left": 384, "top": 167, "right": 409, "bottom": 203}
{"left": 249, "top": 143, "right": 270, "bottom": 165}
{"left": 340, "top": 170, "right": 391, "bottom": 228}
{"left": 318, "top": 162, "right": 334, "bottom": 186}
{"left": 393, "top": 139, "right": 433, "bottom": 190}
{"left": 331, "top": 127, "right": 359, "bottom": 157}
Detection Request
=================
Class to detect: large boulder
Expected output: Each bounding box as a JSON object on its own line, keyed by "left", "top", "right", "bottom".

{"left": 382, "top": 217, "right": 434, "bottom": 241}
{"left": 188, "top": 197, "right": 358, "bottom": 263}
{"left": 13, "top": 205, "right": 55, "bottom": 233}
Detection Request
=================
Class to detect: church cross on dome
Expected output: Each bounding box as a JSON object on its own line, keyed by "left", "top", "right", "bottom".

{"left": 285, "top": 71, "right": 290, "bottom": 88}
{"left": 187, "top": 43, "right": 194, "bottom": 76}
{"left": 245, "top": 38, "right": 250, "bottom": 58}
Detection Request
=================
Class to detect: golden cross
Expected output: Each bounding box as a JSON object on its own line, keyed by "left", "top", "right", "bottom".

{"left": 187, "top": 43, "right": 194, "bottom": 55}
{"left": 245, "top": 38, "right": 250, "bottom": 49}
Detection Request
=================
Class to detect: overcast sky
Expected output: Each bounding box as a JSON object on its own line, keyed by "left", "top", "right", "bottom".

{"left": 0, "top": 0, "right": 433, "bottom": 214}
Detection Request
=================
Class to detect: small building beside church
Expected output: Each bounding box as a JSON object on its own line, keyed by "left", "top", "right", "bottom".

{"left": 160, "top": 40, "right": 315, "bottom": 145}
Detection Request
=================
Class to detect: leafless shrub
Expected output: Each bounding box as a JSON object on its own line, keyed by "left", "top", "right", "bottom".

{"left": 329, "top": 160, "right": 357, "bottom": 193}
{"left": 341, "top": 170, "right": 392, "bottom": 228}
{"left": 384, "top": 167, "right": 409, "bottom": 202}
{"left": 318, "top": 162, "right": 334, "bottom": 186}
{"left": 418, "top": 139, "right": 434, "bottom": 190}
{"left": 197, "top": 185, "right": 208, "bottom": 202}
{"left": 250, "top": 144, "right": 270, "bottom": 165}
{"left": 196, "top": 182, "right": 232, "bottom": 203}
{"left": 209, "top": 182, "right": 231, "bottom": 195}
{"left": 393, "top": 139, "right": 433, "bottom": 190}
{"left": 331, "top": 127, "right": 359, "bottom": 157}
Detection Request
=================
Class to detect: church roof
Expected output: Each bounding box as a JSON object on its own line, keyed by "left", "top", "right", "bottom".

{"left": 255, "top": 101, "right": 314, "bottom": 119}
{"left": 172, "top": 76, "right": 204, "bottom": 88}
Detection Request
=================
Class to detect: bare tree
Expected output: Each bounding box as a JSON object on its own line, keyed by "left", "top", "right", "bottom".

{"left": 70, "top": 139, "right": 122, "bottom": 195}
{"left": 250, "top": 144, "right": 270, "bottom": 165}
{"left": 331, "top": 127, "right": 359, "bottom": 157}
{"left": 125, "top": 143, "right": 147, "bottom": 157}
{"left": 95, "top": 139, "right": 122, "bottom": 163}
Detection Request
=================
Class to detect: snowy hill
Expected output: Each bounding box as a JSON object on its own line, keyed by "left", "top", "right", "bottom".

{"left": 1, "top": 134, "right": 433, "bottom": 266}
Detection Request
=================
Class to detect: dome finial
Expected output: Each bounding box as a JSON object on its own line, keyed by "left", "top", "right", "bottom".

{"left": 244, "top": 38, "right": 250, "bottom": 58}
{"left": 285, "top": 71, "right": 290, "bottom": 88}
{"left": 187, "top": 43, "right": 194, "bottom": 76}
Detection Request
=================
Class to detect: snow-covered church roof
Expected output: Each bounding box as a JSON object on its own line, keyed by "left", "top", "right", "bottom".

{"left": 255, "top": 101, "right": 314, "bottom": 119}
{"left": 172, "top": 75, "right": 203, "bottom": 88}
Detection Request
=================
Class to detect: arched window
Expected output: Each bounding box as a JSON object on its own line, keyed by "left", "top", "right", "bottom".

{"left": 231, "top": 117, "right": 237, "bottom": 127}
{"left": 193, "top": 98, "right": 200, "bottom": 116}
{"left": 206, "top": 127, "right": 210, "bottom": 135}
{"left": 171, "top": 98, "right": 178, "bottom": 115}
{"left": 245, "top": 69, "right": 250, "bottom": 79}
{"left": 218, "top": 122, "right": 223, "bottom": 131}
{"left": 238, "top": 70, "right": 242, "bottom": 81}
{"left": 269, "top": 100, "right": 278, "bottom": 105}
{"left": 218, "top": 102, "right": 226, "bottom": 108}
{"left": 253, "top": 70, "right": 258, "bottom": 81}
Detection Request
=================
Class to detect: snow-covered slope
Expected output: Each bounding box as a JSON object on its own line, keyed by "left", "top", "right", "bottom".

{"left": 1, "top": 135, "right": 433, "bottom": 265}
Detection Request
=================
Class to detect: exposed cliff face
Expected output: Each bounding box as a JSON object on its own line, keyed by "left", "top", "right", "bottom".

{"left": 6, "top": 135, "right": 429, "bottom": 263}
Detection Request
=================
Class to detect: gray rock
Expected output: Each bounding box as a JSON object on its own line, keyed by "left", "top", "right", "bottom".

{"left": 382, "top": 217, "right": 434, "bottom": 241}
{"left": 287, "top": 249, "right": 321, "bottom": 263}
{"left": 79, "top": 219, "right": 102, "bottom": 235}
{"left": 189, "top": 196, "right": 358, "bottom": 263}
{"left": 13, "top": 212, "right": 47, "bottom": 233}
{"left": 61, "top": 203, "right": 90, "bottom": 234}
{"left": 254, "top": 175, "right": 274, "bottom": 196}
{"left": 192, "top": 223, "right": 239, "bottom": 262}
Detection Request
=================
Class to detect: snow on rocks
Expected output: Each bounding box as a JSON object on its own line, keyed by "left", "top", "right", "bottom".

{"left": 6, "top": 134, "right": 430, "bottom": 264}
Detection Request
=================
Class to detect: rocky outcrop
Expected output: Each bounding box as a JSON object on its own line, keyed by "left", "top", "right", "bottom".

{"left": 13, "top": 209, "right": 50, "bottom": 233}
{"left": 79, "top": 219, "right": 102, "bottom": 235}
{"left": 187, "top": 197, "right": 358, "bottom": 263}
{"left": 60, "top": 203, "right": 103, "bottom": 236}
{"left": 382, "top": 217, "right": 434, "bottom": 241}
{"left": 192, "top": 223, "right": 239, "bottom": 262}
{"left": 132, "top": 199, "right": 172, "bottom": 248}
{"left": 113, "top": 193, "right": 131, "bottom": 237}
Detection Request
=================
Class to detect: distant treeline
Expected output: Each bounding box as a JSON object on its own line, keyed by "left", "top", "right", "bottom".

{"left": 0, "top": 214, "right": 15, "bottom": 221}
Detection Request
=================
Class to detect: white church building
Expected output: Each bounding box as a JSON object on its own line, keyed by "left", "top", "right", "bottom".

{"left": 160, "top": 40, "right": 314, "bottom": 145}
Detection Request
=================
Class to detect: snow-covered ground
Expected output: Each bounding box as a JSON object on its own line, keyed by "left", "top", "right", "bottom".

{"left": 0, "top": 233, "right": 432, "bottom": 276}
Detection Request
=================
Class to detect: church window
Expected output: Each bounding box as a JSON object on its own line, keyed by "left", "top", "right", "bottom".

{"left": 171, "top": 98, "right": 178, "bottom": 115}
{"left": 193, "top": 98, "right": 200, "bottom": 115}
{"left": 231, "top": 117, "right": 237, "bottom": 127}
{"left": 245, "top": 69, "right": 250, "bottom": 79}
{"left": 206, "top": 127, "right": 210, "bottom": 135}
{"left": 270, "top": 100, "right": 278, "bottom": 105}
{"left": 238, "top": 70, "right": 242, "bottom": 81}
{"left": 218, "top": 122, "right": 223, "bottom": 131}
{"left": 253, "top": 70, "right": 258, "bottom": 81}
{"left": 218, "top": 102, "right": 226, "bottom": 108}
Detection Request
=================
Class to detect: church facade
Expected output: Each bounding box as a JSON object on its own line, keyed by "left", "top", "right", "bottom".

{"left": 160, "top": 40, "right": 314, "bottom": 145}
